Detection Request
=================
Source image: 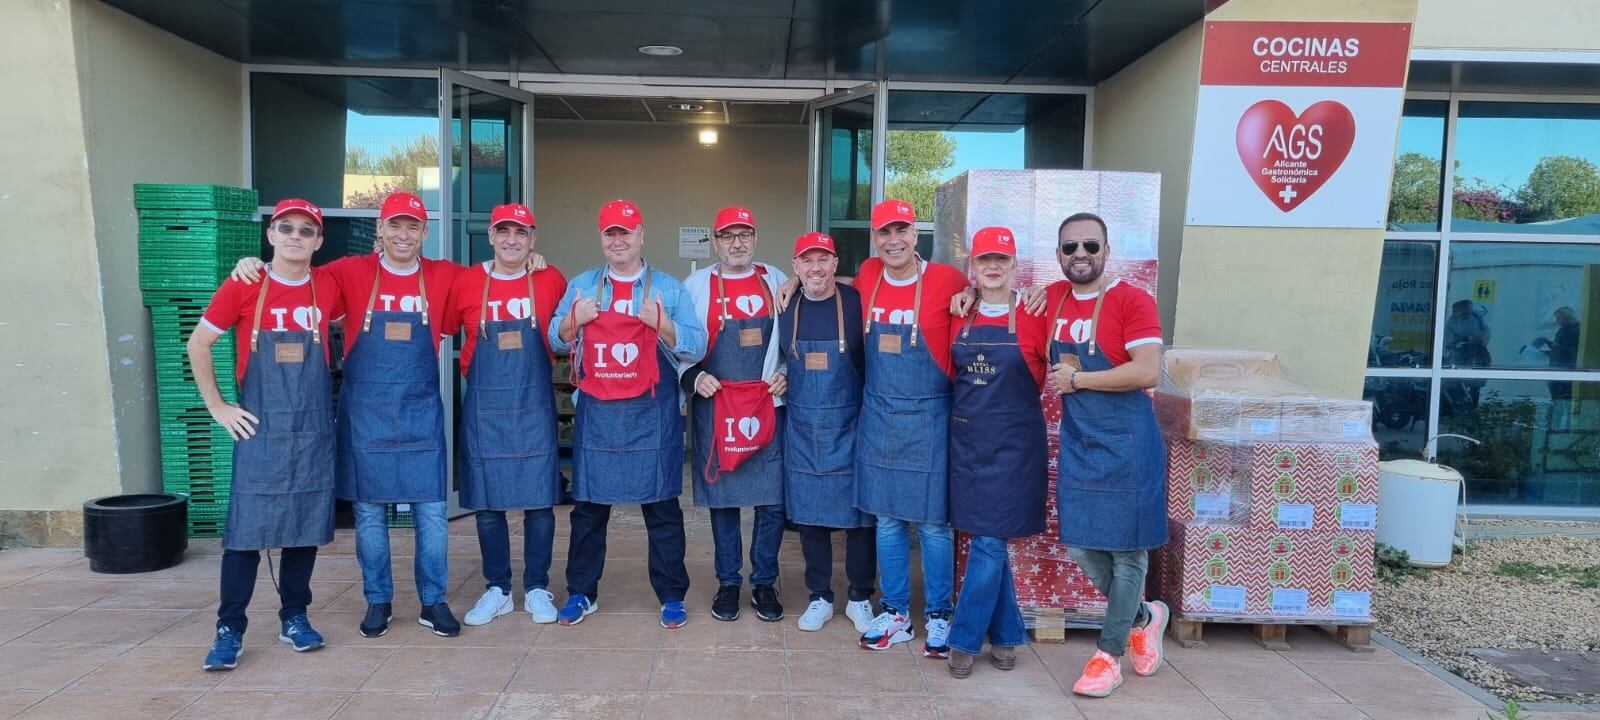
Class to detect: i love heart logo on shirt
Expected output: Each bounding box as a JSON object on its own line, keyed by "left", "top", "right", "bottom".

{"left": 734, "top": 294, "right": 764, "bottom": 317}
{"left": 737, "top": 416, "right": 761, "bottom": 441}
{"left": 610, "top": 342, "right": 639, "bottom": 367}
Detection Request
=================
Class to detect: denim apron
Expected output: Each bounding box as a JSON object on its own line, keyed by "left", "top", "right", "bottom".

{"left": 691, "top": 269, "right": 783, "bottom": 508}
{"left": 224, "top": 274, "right": 336, "bottom": 551}
{"left": 335, "top": 263, "right": 447, "bottom": 504}
{"left": 459, "top": 268, "right": 561, "bottom": 511}
{"left": 784, "top": 289, "right": 870, "bottom": 529}
{"left": 948, "top": 301, "right": 1048, "bottom": 539}
{"left": 571, "top": 269, "right": 683, "bottom": 505}
{"left": 1051, "top": 283, "right": 1167, "bottom": 551}
{"left": 854, "top": 265, "right": 952, "bottom": 525}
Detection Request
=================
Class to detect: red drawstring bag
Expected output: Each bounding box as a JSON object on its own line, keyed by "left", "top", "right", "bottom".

{"left": 705, "top": 380, "right": 777, "bottom": 482}
{"left": 574, "top": 311, "right": 660, "bottom": 401}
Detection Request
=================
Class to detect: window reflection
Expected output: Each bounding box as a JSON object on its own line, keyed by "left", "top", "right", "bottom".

{"left": 1370, "top": 241, "right": 1438, "bottom": 367}
{"left": 1387, "top": 100, "right": 1448, "bottom": 231}
{"left": 1453, "top": 102, "right": 1600, "bottom": 234}
{"left": 1446, "top": 242, "right": 1600, "bottom": 371}
{"left": 1362, "top": 377, "right": 1428, "bottom": 461}
{"left": 1437, "top": 379, "right": 1600, "bottom": 506}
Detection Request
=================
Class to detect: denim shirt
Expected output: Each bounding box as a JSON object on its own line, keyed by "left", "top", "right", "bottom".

{"left": 548, "top": 263, "right": 708, "bottom": 378}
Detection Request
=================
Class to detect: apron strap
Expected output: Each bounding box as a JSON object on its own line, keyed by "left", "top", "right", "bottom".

{"left": 363, "top": 260, "right": 430, "bottom": 332}
{"left": 1086, "top": 279, "right": 1109, "bottom": 357}
{"left": 867, "top": 259, "right": 925, "bottom": 348}
{"left": 249, "top": 272, "right": 271, "bottom": 353}
{"left": 476, "top": 264, "right": 539, "bottom": 339}
{"left": 960, "top": 292, "right": 1019, "bottom": 339}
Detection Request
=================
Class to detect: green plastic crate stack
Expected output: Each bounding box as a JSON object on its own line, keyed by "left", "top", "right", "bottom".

{"left": 388, "top": 505, "right": 416, "bottom": 528}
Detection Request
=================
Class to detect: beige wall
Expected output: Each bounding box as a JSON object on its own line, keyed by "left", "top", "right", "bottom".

{"left": 0, "top": 0, "right": 122, "bottom": 542}
{"left": 531, "top": 121, "right": 808, "bottom": 280}
{"left": 74, "top": 0, "right": 244, "bottom": 496}
{"left": 1414, "top": 0, "right": 1600, "bottom": 51}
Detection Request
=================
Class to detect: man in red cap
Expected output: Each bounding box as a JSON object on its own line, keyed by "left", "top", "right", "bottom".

{"left": 680, "top": 206, "right": 789, "bottom": 623}
{"left": 548, "top": 199, "right": 708, "bottom": 630}
{"left": 190, "top": 199, "right": 344, "bottom": 670}
{"left": 445, "top": 203, "right": 570, "bottom": 628}
{"left": 853, "top": 199, "right": 971, "bottom": 656}
{"left": 780, "top": 231, "right": 878, "bottom": 635}
{"left": 233, "top": 191, "right": 462, "bottom": 639}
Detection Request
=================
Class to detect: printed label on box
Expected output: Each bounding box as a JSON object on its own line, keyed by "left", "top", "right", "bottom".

{"left": 1277, "top": 503, "right": 1315, "bottom": 529}
{"left": 1271, "top": 588, "right": 1309, "bottom": 615}
{"left": 1207, "top": 584, "right": 1247, "bottom": 612}
{"left": 1333, "top": 590, "right": 1371, "bottom": 617}
{"left": 396, "top": 504, "right": 411, "bottom": 512}
{"left": 1193, "top": 493, "right": 1231, "bottom": 520}
{"left": 1339, "top": 503, "right": 1378, "bottom": 530}
{"left": 1248, "top": 418, "right": 1279, "bottom": 435}
{"left": 1341, "top": 420, "right": 1365, "bottom": 437}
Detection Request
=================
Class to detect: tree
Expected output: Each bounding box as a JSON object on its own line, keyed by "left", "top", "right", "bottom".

{"left": 857, "top": 130, "right": 960, "bottom": 219}
{"left": 1514, "top": 155, "right": 1600, "bottom": 222}
{"left": 1388, "top": 152, "right": 1442, "bottom": 226}
{"left": 1452, "top": 176, "right": 1516, "bottom": 223}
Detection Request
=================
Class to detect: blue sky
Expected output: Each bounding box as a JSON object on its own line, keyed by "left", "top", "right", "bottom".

{"left": 1395, "top": 113, "right": 1600, "bottom": 190}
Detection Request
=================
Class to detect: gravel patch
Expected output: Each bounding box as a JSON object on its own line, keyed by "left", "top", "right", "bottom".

{"left": 1374, "top": 535, "right": 1600, "bottom": 704}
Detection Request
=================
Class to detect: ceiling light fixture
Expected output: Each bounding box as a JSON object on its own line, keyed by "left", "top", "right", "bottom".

{"left": 638, "top": 45, "right": 684, "bottom": 56}
{"left": 667, "top": 102, "right": 704, "bottom": 112}
{"left": 698, "top": 128, "right": 719, "bottom": 147}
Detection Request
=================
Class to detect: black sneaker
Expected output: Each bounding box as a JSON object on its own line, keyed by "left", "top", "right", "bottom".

{"left": 711, "top": 585, "right": 741, "bottom": 621}
{"left": 751, "top": 584, "right": 783, "bottom": 622}
{"left": 360, "top": 602, "right": 392, "bottom": 638}
{"left": 419, "top": 602, "right": 461, "bottom": 637}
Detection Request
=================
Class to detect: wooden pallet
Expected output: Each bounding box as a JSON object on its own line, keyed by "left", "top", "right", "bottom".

{"left": 1167, "top": 614, "right": 1373, "bottom": 653}
{"left": 1025, "top": 606, "right": 1105, "bottom": 644}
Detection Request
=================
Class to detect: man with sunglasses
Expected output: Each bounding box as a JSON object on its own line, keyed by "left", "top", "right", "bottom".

{"left": 680, "top": 206, "right": 789, "bottom": 623}
{"left": 1042, "top": 212, "right": 1169, "bottom": 698}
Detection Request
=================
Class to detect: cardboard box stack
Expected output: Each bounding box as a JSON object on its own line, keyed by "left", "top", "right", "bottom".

{"left": 1154, "top": 349, "right": 1379, "bottom": 623}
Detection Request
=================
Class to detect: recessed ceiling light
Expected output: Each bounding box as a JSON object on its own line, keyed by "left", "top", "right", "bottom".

{"left": 667, "top": 102, "right": 704, "bottom": 112}
{"left": 638, "top": 45, "right": 683, "bottom": 56}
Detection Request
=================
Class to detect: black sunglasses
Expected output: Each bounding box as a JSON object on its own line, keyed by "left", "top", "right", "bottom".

{"left": 1060, "top": 240, "right": 1102, "bottom": 255}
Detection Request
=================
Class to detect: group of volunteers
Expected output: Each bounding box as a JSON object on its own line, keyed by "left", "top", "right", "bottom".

{"left": 186, "top": 188, "right": 1170, "bottom": 699}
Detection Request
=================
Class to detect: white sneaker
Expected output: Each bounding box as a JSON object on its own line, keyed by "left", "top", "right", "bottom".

{"left": 464, "top": 588, "right": 513, "bottom": 626}
{"left": 859, "top": 610, "right": 914, "bottom": 651}
{"left": 525, "top": 588, "right": 558, "bottom": 624}
{"left": 797, "top": 599, "right": 834, "bottom": 632}
{"left": 845, "top": 599, "right": 874, "bottom": 634}
{"left": 923, "top": 613, "right": 952, "bottom": 658}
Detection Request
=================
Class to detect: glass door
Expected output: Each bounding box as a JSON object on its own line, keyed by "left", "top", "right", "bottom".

{"left": 808, "top": 83, "right": 880, "bottom": 274}
{"left": 438, "top": 69, "right": 537, "bottom": 517}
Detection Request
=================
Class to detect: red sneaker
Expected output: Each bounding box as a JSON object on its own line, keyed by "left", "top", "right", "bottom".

{"left": 1128, "top": 600, "right": 1169, "bottom": 677}
{"left": 1072, "top": 650, "right": 1124, "bottom": 698}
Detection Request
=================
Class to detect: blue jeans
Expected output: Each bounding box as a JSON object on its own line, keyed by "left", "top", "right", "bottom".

{"left": 709, "top": 505, "right": 784, "bottom": 587}
{"left": 876, "top": 516, "right": 954, "bottom": 617}
{"left": 476, "top": 508, "right": 554, "bottom": 594}
{"left": 354, "top": 501, "right": 448, "bottom": 606}
{"left": 948, "top": 535, "right": 1027, "bottom": 655}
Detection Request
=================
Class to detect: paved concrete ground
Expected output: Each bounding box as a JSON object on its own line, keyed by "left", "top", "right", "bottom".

{"left": 0, "top": 503, "right": 1580, "bottom": 719}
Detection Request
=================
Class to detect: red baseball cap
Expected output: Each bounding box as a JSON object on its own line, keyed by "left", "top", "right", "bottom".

{"left": 970, "top": 226, "right": 1017, "bottom": 258}
{"left": 270, "top": 198, "right": 323, "bottom": 227}
{"left": 598, "top": 199, "right": 642, "bottom": 232}
{"left": 714, "top": 206, "right": 756, "bottom": 233}
{"left": 871, "top": 199, "right": 917, "bottom": 230}
{"left": 490, "top": 203, "right": 536, "bottom": 228}
{"left": 792, "top": 231, "right": 837, "bottom": 258}
{"left": 380, "top": 192, "right": 428, "bottom": 222}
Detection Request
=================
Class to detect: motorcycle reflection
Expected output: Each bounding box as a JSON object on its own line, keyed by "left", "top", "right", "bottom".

{"left": 1364, "top": 335, "right": 1492, "bottom": 431}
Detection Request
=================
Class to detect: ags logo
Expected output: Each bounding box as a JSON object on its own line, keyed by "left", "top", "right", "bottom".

{"left": 1235, "top": 99, "right": 1356, "bottom": 212}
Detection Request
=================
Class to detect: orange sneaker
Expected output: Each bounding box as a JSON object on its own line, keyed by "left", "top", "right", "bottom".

{"left": 1071, "top": 650, "right": 1124, "bottom": 698}
{"left": 1128, "top": 600, "right": 1169, "bottom": 677}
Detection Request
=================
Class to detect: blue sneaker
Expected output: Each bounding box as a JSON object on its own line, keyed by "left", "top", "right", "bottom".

{"left": 660, "top": 601, "right": 688, "bottom": 629}
{"left": 557, "top": 594, "right": 597, "bottom": 626}
{"left": 278, "top": 614, "right": 325, "bottom": 652}
{"left": 203, "top": 625, "right": 243, "bottom": 671}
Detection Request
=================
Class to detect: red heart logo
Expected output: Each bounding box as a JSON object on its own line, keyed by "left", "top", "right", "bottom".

{"left": 1235, "top": 100, "right": 1356, "bottom": 212}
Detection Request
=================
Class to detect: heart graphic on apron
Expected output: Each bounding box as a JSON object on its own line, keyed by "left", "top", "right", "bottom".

{"left": 1234, "top": 99, "right": 1355, "bottom": 212}
{"left": 737, "top": 416, "right": 761, "bottom": 441}
{"left": 734, "top": 294, "right": 764, "bottom": 317}
{"left": 610, "top": 342, "right": 639, "bottom": 367}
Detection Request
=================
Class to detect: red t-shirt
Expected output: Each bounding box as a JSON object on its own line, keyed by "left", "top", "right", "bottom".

{"left": 322, "top": 254, "right": 458, "bottom": 355}
{"left": 448, "top": 262, "right": 568, "bottom": 373}
{"left": 1044, "top": 279, "right": 1163, "bottom": 366}
{"left": 852, "top": 258, "right": 969, "bottom": 376}
{"left": 705, "top": 268, "right": 774, "bottom": 352}
{"left": 201, "top": 267, "right": 346, "bottom": 382}
{"left": 951, "top": 301, "right": 1051, "bottom": 388}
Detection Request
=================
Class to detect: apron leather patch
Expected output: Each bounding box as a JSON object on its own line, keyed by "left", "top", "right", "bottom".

{"left": 878, "top": 334, "right": 902, "bottom": 354}
{"left": 274, "top": 343, "right": 305, "bottom": 364}
{"left": 739, "top": 327, "right": 764, "bottom": 347}
{"left": 1058, "top": 353, "right": 1082, "bottom": 370}
{"left": 497, "top": 330, "right": 523, "bottom": 350}
{"left": 384, "top": 321, "right": 412, "bottom": 342}
{"left": 805, "top": 352, "right": 829, "bottom": 371}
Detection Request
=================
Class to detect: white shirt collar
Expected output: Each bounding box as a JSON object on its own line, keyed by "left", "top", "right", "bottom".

{"left": 483, "top": 261, "right": 527, "bottom": 281}
{"left": 380, "top": 257, "right": 421, "bottom": 276}
{"left": 977, "top": 301, "right": 1011, "bottom": 317}
{"left": 716, "top": 264, "right": 757, "bottom": 280}
{"left": 1072, "top": 278, "right": 1121, "bottom": 300}
{"left": 608, "top": 266, "right": 645, "bottom": 283}
{"left": 883, "top": 259, "right": 927, "bottom": 287}
{"left": 265, "top": 266, "right": 310, "bottom": 286}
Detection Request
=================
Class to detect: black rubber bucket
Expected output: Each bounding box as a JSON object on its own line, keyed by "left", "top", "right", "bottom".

{"left": 82, "top": 493, "right": 188, "bottom": 574}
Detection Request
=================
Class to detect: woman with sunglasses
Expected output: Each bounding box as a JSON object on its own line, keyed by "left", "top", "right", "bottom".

{"left": 1044, "top": 212, "right": 1170, "bottom": 699}
{"left": 945, "top": 227, "right": 1050, "bottom": 678}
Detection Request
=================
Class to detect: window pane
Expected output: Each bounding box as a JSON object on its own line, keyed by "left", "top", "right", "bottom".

{"left": 1369, "top": 241, "right": 1438, "bottom": 368}
{"left": 1388, "top": 100, "right": 1448, "bottom": 231}
{"left": 1447, "top": 242, "right": 1600, "bottom": 371}
{"left": 884, "top": 92, "right": 1086, "bottom": 221}
{"left": 1438, "top": 378, "right": 1600, "bottom": 506}
{"left": 259, "top": 216, "right": 379, "bottom": 266}
{"left": 1453, "top": 101, "right": 1600, "bottom": 234}
{"left": 1363, "top": 376, "right": 1428, "bottom": 461}
{"left": 251, "top": 74, "right": 440, "bottom": 212}
{"left": 822, "top": 99, "right": 875, "bottom": 224}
